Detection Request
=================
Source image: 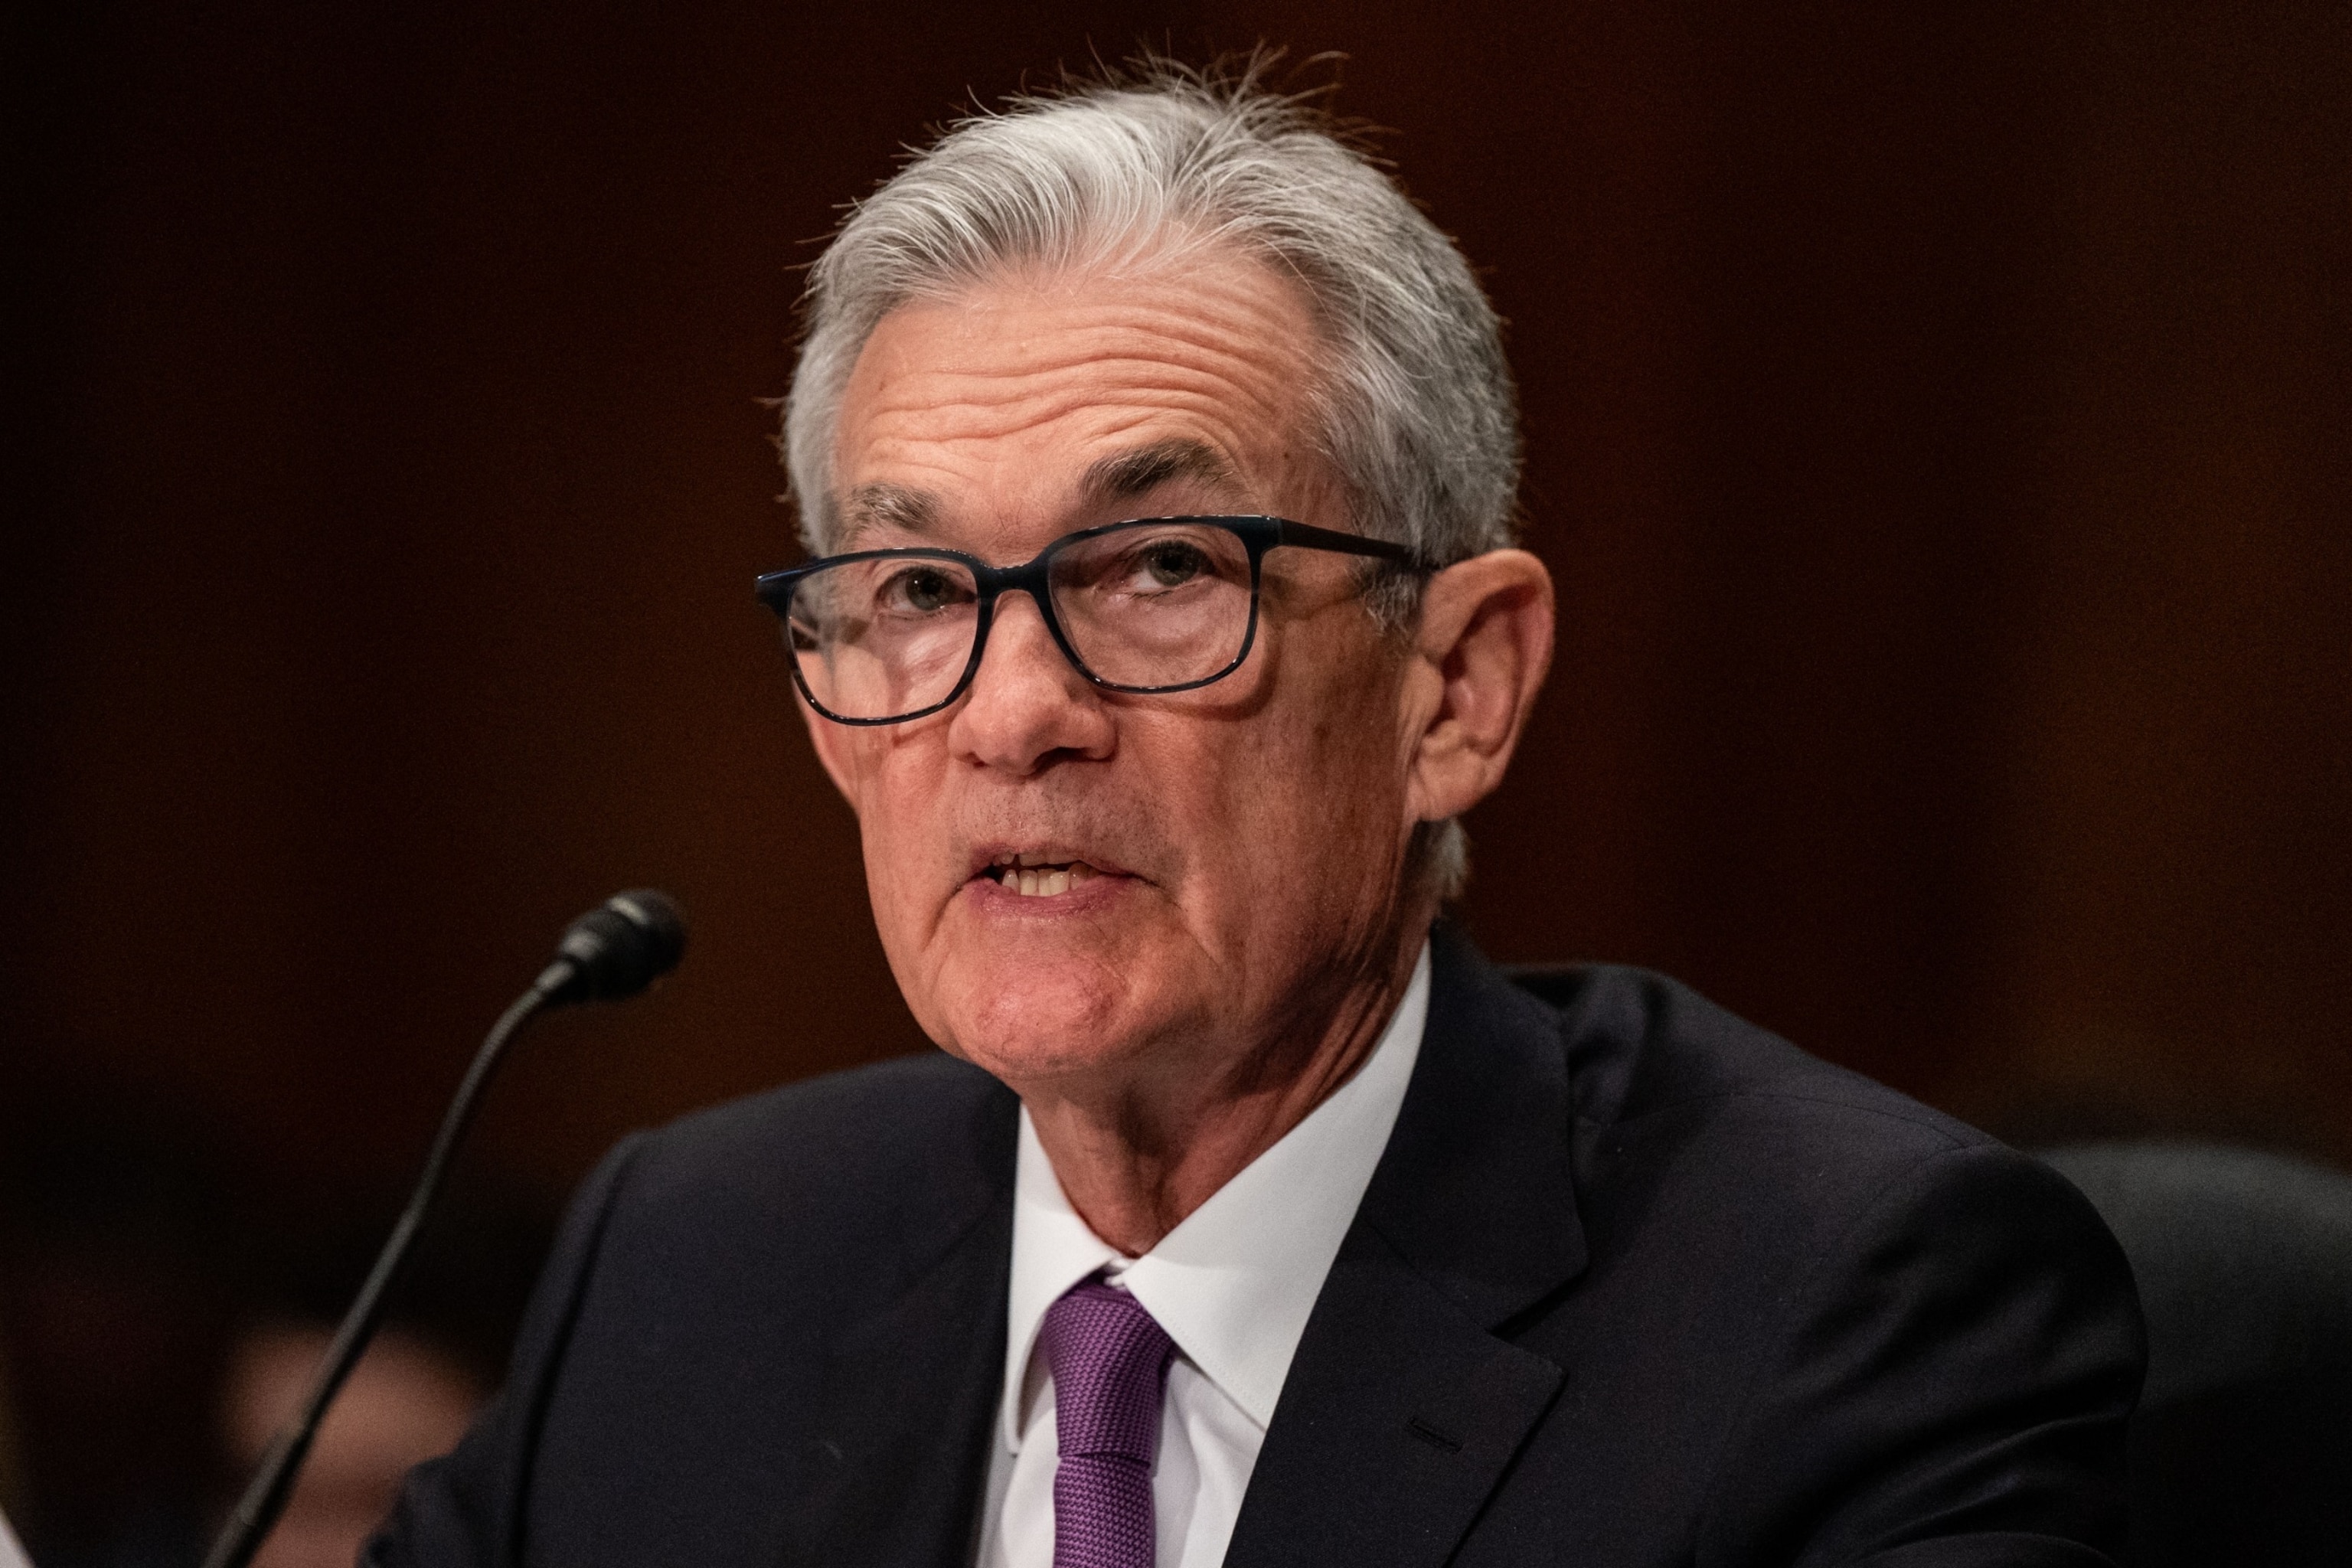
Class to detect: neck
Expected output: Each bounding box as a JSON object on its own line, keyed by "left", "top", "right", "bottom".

{"left": 1018, "top": 927, "right": 1427, "bottom": 1256}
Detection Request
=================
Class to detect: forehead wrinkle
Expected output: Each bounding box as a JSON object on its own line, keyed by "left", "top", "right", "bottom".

{"left": 837, "top": 263, "right": 1327, "bottom": 544}
{"left": 859, "top": 370, "right": 1286, "bottom": 456}
{"left": 874, "top": 343, "right": 1293, "bottom": 406}
{"left": 859, "top": 292, "right": 1311, "bottom": 407}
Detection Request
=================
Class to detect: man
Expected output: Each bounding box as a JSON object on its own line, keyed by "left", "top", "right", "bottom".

{"left": 371, "top": 62, "right": 2141, "bottom": 1568}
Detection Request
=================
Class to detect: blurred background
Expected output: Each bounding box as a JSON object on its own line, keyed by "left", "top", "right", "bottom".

{"left": 5, "top": 0, "right": 2347, "bottom": 1563}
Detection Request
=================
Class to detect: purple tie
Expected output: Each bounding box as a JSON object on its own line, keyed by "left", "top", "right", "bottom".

{"left": 1038, "top": 1277, "right": 1177, "bottom": 1568}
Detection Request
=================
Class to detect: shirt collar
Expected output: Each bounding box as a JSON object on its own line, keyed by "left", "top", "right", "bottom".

{"left": 999, "top": 938, "right": 1432, "bottom": 1450}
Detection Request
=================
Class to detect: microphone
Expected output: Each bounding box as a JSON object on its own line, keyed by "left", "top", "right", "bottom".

{"left": 202, "top": 890, "right": 687, "bottom": 1568}
{"left": 541, "top": 888, "right": 688, "bottom": 1004}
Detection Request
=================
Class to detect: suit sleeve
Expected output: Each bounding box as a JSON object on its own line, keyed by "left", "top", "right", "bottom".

{"left": 1698, "top": 1143, "right": 2145, "bottom": 1568}
{"left": 362, "top": 1132, "right": 648, "bottom": 1568}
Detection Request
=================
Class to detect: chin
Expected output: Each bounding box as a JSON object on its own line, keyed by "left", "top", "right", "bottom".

{"left": 885, "top": 871, "right": 1220, "bottom": 1084}
{"left": 925, "top": 937, "right": 1173, "bottom": 1087}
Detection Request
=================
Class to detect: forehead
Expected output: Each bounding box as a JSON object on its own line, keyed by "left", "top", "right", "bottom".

{"left": 831, "top": 253, "right": 1328, "bottom": 543}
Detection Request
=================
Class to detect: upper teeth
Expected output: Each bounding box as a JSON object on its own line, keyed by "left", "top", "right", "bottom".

{"left": 993, "top": 856, "right": 1099, "bottom": 897}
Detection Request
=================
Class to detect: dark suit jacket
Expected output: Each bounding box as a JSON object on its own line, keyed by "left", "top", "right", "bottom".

{"left": 368, "top": 925, "right": 2143, "bottom": 1566}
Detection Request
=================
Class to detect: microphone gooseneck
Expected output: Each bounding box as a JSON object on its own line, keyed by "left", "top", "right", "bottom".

{"left": 202, "top": 890, "right": 687, "bottom": 1568}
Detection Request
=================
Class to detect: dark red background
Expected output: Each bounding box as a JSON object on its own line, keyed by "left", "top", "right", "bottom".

{"left": 4, "top": 0, "right": 2347, "bottom": 1540}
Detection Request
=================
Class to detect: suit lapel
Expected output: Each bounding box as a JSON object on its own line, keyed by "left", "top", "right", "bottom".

{"left": 792, "top": 1084, "right": 1019, "bottom": 1568}
{"left": 1224, "top": 924, "right": 1588, "bottom": 1568}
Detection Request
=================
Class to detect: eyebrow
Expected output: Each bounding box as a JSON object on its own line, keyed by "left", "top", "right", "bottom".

{"left": 1082, "top": 438, "right": 1239, "bottom": 503}
{"left": 834, "top": 437, "right": 1242, "bottom": 547}
{"left": 840, "top": 482, "right": 939, "bottom": 541}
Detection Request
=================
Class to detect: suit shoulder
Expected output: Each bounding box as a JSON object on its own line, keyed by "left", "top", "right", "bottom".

{"left": 1496, "top": 962, "right": 2133, "bottom": 1361}
{"left": 599, "top": 1050, "right": 1016, "bottom": 1256}
{"left": 1530, "top": 962, "right": 1991, "bottom": 1157}
{"left": 644, "top": 1048, "right": 1010, "bottom": 1165}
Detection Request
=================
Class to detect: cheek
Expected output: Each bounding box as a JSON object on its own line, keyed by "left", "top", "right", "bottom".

{"left": 839, "top": 743, "right": 946, "bottom": 922}
{"left": 1195, "top": 655, "right": 1410, "bottom": 919}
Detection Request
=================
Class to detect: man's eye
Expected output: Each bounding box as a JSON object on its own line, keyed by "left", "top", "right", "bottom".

{"left": 1132, "top": 542, "right": 1208, "bottom": 590}
{"left": 881, "top": 567, "right": 963, "bottom": 613}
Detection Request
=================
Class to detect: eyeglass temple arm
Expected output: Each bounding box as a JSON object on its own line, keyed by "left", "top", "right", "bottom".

{"left": 1270, "top": 518, "right": 1427, "bottom": 567}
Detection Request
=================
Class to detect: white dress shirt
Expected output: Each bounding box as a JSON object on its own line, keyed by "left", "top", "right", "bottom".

{"left": 977, "top": 941, "right": 1432, "bottom": 1568}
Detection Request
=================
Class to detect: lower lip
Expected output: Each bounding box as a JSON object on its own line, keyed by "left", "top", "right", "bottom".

{"left": 961, "top": 870, "right": 1135, "bottom": 917}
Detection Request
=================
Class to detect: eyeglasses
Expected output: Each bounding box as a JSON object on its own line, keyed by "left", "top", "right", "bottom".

{"left": 753, "top": 515, "right": 1424, "bottom": 726}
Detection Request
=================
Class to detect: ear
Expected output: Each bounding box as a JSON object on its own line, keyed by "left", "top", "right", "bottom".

{"left": 1400, "top": 548, "right": 1555, "bottom": 825}
{"left": 799, "top": 696, "right": 863, "bottom": 813}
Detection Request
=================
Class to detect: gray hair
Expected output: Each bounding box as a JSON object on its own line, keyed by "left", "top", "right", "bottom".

{"left": 781, "top": 58, "right": 1518, "bottom": 899}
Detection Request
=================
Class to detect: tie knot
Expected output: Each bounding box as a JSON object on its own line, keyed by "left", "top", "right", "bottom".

{"left": 1039, "top": 1279, "right": 1175, "bottom": 1465}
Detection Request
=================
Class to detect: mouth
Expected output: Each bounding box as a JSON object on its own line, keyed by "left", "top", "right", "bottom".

{"left": 975, "top": 849, "right": 1118, "bottom": 900}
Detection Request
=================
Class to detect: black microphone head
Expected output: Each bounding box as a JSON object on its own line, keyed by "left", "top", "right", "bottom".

{"left": 544, "top": 888, "right": 687, "bottom": 1004}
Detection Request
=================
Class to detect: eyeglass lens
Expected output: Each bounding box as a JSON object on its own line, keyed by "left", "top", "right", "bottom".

{"left": 785, "top": 521, "right": 1256, "bottom": 721}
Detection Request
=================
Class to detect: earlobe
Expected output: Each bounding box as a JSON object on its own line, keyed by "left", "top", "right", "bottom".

{"left": 1403, "top": 549, "right": 1556, "bottom": 825}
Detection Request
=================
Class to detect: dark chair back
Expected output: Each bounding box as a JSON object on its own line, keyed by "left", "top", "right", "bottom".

{"left": 2040, "top": 1142, "right": 2352, "bottom": 1568}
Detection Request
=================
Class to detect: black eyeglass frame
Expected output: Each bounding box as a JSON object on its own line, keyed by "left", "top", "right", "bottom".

{"left": 753, "top": 514, "right": 1426, "bottom": 727}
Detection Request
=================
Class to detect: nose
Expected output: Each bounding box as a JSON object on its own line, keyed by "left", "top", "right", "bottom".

{"left": 946, "top": 590, "right": 1114, "bottom": 774}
